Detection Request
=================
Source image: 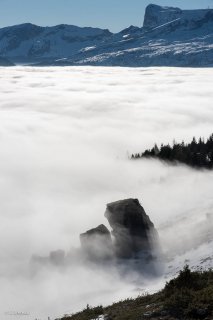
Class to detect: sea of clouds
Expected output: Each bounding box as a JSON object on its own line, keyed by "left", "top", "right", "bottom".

{"left": 0, "top": 66, "right": 213, "bottom": 319}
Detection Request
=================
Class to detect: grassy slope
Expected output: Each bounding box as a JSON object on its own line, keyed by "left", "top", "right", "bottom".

{"left": 58, "top": 266, "right": 213, "bottom": 320}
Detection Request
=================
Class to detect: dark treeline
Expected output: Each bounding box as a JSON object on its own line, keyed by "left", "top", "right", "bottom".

{"left": 131, "top": 133, "right": 213, "bottom": 169}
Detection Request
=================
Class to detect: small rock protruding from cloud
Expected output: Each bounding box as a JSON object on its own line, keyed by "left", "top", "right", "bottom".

{"left": 80, "top": 224, "right": 113, "bottom": 260}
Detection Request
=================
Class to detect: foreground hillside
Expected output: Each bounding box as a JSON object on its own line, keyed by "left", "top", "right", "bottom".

{"left": 0, "top": 4, "right": 213, "bottom": 66}
{"left": 59, "top": 267, "right": 213, "bottom": 320}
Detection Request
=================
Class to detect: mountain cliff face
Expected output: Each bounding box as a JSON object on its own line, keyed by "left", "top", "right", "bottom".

{"left": 0, "top": 4, "right": 213, "bottom": 67}
{"left": 143, "top": 4, "right": 213, "bottom": 34}
{"left": 143, "top": 4, "right": 183, "bottom": 29}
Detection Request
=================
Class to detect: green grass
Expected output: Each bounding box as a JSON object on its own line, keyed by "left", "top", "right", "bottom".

{"left": 58, "top": 266, "right": 213, "bottom": 320}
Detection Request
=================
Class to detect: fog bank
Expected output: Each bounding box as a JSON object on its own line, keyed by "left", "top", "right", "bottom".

{"left": 0, "top": 66, "right": 212, "bottom": 319}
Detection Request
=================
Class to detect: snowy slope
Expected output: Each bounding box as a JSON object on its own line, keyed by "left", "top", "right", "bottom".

{"left": 67, "top": 5, "right": 213, "bottom": 67}
{"left": 159, "top": 207, "right": 213, "bottom": 280}
{"left": 0, "top": 4, "right": 213, "bottom": 66}
{"left": 45, "top": 4, "right": 213, "bottom": 67}
{"left": 0, "top": 23, "right": 112, "bottom": 61}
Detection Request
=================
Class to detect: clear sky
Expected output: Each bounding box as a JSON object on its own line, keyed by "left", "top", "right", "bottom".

{"left": 0, "top": 0, "right": 213, "bottom": 32}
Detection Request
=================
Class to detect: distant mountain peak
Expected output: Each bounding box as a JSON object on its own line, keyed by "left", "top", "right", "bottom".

{"left": 143, "top": 3, "right": 213, "bottom": 29}
{"left": 143, "top": 4, "right": 182, "bottom": 29}
{"left": 145, "top": 3, "right": 182, "bottom": 11}
{"left": 0, "top": 4, "right": 213, "bottom": 67}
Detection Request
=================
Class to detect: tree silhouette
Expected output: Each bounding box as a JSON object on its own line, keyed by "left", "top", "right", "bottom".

{"left": 131, "top": 133, "right": 213, "bottom": 169}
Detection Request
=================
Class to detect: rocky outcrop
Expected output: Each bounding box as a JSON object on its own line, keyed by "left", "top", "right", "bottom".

{"left": 143, "top": 4, "right": 182, "bottom": 29}
{"left": 143, "top": 4, "right": 213, "bottom": 31}
{"left": 32, "top": 199, "right": 160, "bottom": 273}
{"left": 105, "top": 199, "right": 158, "bottom": 259}
{"left": 80, "top": 199, "right": 159, "bottom": 261}
{"left": 80, "top": 224, "right": 113, "bottom": 260}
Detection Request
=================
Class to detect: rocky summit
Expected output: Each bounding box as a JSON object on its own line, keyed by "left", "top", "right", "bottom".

{"left": 80, "top": 199, "right": 159, "bottom": 261}
{"left": 143, "top": 4, "right": 183, "bottom": 29}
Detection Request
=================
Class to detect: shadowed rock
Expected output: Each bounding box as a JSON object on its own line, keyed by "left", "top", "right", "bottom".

{"left": 143, "top": 4, "right": 182, "bottom": 29}
{"left": 80, "top": 224, "right": 113, "bottom": 260}
{"left": 105, "top": 199, "right": 159, "bottom": 259}
{"left": 31, "top": 200, "right": 162, "bottom": 275}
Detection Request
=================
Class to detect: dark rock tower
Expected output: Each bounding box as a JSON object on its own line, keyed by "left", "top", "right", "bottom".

{"left": 105, "top": 199, "right": 159, "bottom": 259}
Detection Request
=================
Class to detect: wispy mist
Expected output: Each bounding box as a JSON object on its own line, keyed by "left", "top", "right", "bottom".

{"left": 0, "top": 66, "right": 212, "bottom": 319}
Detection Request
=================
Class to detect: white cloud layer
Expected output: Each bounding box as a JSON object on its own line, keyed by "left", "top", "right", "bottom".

{"left": 0, "top": 66, "right": 212, "bottom": 319}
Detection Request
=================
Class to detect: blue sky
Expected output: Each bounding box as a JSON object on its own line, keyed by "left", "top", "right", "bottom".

{"left": 0, "top": 0, "right": 213, "bottom": 31}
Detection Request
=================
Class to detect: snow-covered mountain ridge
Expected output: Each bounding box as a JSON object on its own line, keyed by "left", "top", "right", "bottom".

{"left": 0, "top": 4, "right": 213, "bottom": 66}
{"left": 0, "top": 23, "right": 112, "bottom": 62}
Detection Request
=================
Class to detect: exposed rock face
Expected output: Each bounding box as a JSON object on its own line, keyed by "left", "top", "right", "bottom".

{"left": 32, "top": 200, "right": 161, "bottom": 274}
{"left": 80, "top": 224, "right": 113, "bottom": 260}
{"left": 143, "top": 4, "right": 182, "bottom": 29}
{"left": 143, "top": 4, "right": 213, "bottom": 31}
{"left": 105, "top": 199, "right": 158, "bottom": 259}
